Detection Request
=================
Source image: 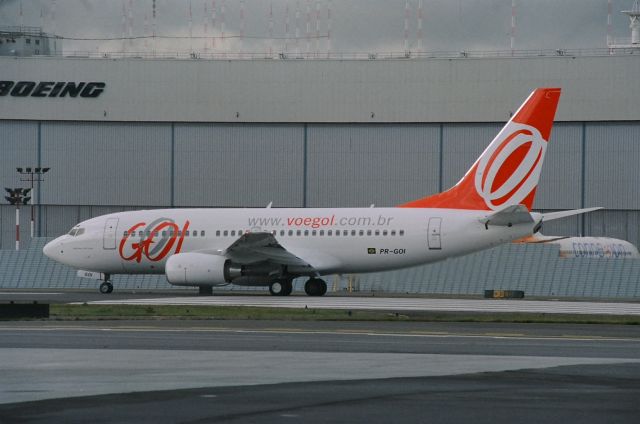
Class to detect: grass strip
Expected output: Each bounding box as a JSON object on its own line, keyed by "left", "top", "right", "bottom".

{"left": 48, "top": 304, "right": 640, "bottom": 325}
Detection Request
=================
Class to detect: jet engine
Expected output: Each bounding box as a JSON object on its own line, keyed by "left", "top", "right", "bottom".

{"left": 165, "top": 253, "right": 239, "bottom": 286}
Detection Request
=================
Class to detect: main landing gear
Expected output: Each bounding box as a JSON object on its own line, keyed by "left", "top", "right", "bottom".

{"left": 99, "top": 274, "right": 113, "bottom": 294}
{"left": 268, "top": 278, "right": 328, "bottom": 296}
{"left": 269, "top": 279, "right": 293, "bottom": 296}
{"left": 304, "top": 278, "right": 327, "bottom": 297}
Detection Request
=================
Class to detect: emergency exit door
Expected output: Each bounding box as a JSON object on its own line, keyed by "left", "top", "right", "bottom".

{"left": 428, "top": 217, "right": 442, "bottom": 250}
{"left": 103, "top": 218, "right": 119, "bottom": 250}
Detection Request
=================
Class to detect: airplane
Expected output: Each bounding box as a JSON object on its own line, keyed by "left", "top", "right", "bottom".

{"left": 43, "top": 87, "right": 602, "bottom": 296}
{"left": 515, "top": 233, "right": 639, "bottom": 259}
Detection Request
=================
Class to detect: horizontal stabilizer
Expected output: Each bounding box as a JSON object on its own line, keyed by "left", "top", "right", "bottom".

{"left": 480, "top": 204, "right": 534, "bottom": 227}
{"left": 542, "top": 207, "right": 603, "bottom": 222}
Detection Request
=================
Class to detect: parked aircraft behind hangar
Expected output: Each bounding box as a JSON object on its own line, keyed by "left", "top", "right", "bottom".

{"left": 516, "top": 233, "right": 639, "bottom": 259}
{"left": 44, "top": 88, "right": 601, "bottom": 296}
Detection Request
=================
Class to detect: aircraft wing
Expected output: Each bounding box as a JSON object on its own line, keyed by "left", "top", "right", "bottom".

{"left": 222, "top": 232, "right": 314, "bottom": 268}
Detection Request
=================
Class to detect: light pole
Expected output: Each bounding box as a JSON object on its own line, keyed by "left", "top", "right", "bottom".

{"left": 5, "top": 188, "right": 31, "bottom": 251}
{"left": 17, "top": 167, "right": 50, "bottom": 238}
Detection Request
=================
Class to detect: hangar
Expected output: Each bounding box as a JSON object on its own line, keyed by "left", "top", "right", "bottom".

{"left": 1, "top": 48, "right": 640, "bottom": 297}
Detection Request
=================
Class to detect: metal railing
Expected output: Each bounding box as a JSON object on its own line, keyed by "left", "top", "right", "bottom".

{"left": 9, "top": 46, "right": 640, "bottom": 61}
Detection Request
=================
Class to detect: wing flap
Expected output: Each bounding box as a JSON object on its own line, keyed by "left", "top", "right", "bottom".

{"left": 480, "top": 204, "right": 534, "bottom": 227}
{"left": 223, "top": 232, "right": 313, "bottom": 267}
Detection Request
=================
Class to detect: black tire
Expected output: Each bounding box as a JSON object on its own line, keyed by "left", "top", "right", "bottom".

{"left": 269, "top": 281, "right": 285, "bottom": 296}
{"left": 305, "top": 278, "right": 327, "bottom": 296}
{"left": 317, "top": 279, "right": 327, "bottom": 296}
{"left": 99, "top": 282, "right": 113, "bottom": 294}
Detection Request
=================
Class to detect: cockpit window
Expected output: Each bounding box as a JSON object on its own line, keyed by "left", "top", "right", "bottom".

{"left": 67, "top": 227, "right": 85, "bottom": 237}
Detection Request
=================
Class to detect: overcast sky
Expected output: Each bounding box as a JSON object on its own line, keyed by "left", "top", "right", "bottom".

{"left": 0, "top": 0, "right": 636, "bottom": 54}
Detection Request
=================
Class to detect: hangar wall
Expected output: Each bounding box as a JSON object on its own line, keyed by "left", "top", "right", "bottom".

{"left": 1, "top": 54, "right": 639, "bottom": 297}
{"left": 1, "top": 119, "right": 639, "bottom": 249}
{"left": 1, "top": 55, "right": 639, "bottom": 123}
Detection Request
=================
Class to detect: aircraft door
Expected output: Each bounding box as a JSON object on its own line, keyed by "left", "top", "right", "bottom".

{"left": 103, "top": 218, "right": 119, "bottom": 250}
{"left": 428, "top": 217, "right": 442, "bottom": 250}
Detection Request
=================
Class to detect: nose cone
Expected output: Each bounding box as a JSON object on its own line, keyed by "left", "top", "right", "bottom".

{"left": 43, "top": 237, "right": 64, "bottom": 263}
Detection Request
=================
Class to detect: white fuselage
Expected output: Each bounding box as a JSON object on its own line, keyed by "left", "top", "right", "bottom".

{"left": 44, "top": 207, "right": 535, "bottom": 282}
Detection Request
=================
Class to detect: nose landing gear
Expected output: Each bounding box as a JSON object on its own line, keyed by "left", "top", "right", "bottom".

{"left": 99, "top": 274, "right": 113, "bottom": 294}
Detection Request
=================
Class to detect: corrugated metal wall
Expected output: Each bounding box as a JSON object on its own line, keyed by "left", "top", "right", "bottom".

{"left": 307, "top": 125, "right": 440, "bottom": 207}
{"left": 2, "top": 119, "right": 640, "bottom": 299}
{"left": 2, "top": 119, "right": 640, "bottom": 244}
{"left": 174, "top": 124, "right": 304, "bottom": 207}
{"left": 2, "top": 238, "right": 638, "bottom": 299}
{"left": 41, "top": 122, "right": 172, "bottom": 206}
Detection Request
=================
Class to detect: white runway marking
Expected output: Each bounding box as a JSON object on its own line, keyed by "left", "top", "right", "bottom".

{"left": 82, "top": 296, "right": 640, "bottom": 315}
{"left": 0, "top": 292, "right": 61, "bottom": 295}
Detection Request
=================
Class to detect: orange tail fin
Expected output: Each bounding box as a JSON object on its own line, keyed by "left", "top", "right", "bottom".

{"left": 399, "top": 87, "right": 561, "bottom": 211}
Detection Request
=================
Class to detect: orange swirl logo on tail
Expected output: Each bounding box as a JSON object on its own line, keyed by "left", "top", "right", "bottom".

{"left": 119, "top": 218, "right": 190, "bottom": 263}
{"left": 474, "top": 122, "right": 547, "bottom": 211}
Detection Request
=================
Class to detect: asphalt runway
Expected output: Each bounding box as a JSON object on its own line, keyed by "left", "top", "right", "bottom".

{"left": 1, "top": 320, "right": 639, "bottom": 423}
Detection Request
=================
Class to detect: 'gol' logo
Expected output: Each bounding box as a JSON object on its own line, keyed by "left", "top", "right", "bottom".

{"left": 474, "top": 122, "right": 547, "bottom": 210}
{"left": 119, "top": 218, "right": 190, "bottom": 263}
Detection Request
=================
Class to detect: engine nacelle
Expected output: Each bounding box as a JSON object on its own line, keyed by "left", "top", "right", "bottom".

{"left": 166, "top": 253, "right": 233, "bottom": 286}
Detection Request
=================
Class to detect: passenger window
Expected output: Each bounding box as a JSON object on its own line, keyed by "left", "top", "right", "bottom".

{"left": 123, "top": 231, "right": 128, "bottom": 237}
{"left": 367, "top": 230, "right": 372, "bottom": 236}
{"left": 304, "top": 230, "right": 309, "bottom": 236}
{"left": 223, "top": 230, "right": 228, "bottom": 236}
{"left": 359, "top": 230, "right": 364, "bottom": 236}
{"left": 383, "top": 230, "right": 388, "bottom": 236}
{"left": 312, "top": 230, "right": 317, "bottom": 236}
{"left": 139, "top": 231, "right": 144, "bottom": 237}
{"left": 231, "top": 230, "right": 236, "bottom": 236}
{"left": 391, "top": 230, "right": 396, "bottom": 236}
{"left": 201, "top": 231, "right": 205, "bottom": 236}
{"left": 280, "top": 230, "right": 285, "bottom": 236}
{"left": 335, "top": 230, "right": 340, "bottom": 236}
{"left": 296, "top": 230, "right": 301, "bottom": 236}
{"left": 185, "top": 230, "right": 190, "bottom": 236}
{"left": 216, "top": 230, "right": 221, "bottom": 237}
{"left": 320, "top": 230, "right": 324, "bottom": 236}
{"left": 351, "top": 230, "right": 356, "bottom": 236}
{"left": 375, "top": 230, "right": 380, "bottom": 236}
{"left": 177, "top": 231, "right": 182, "bottom": 237}
{"left": 169, "top": 231, "right": 175, "bottom": 237}
{"left": 399, "top": 230, "right": 405, "bottom": 236}
{"left": 162, "top": 231, "right": 167, "bottom": 237}
{"left": 146, "top": 230, "right": 151, "bottom": 236}
{"left": 272, "top": 230, "right": 277, "bottom": 235}
{"left": 288, "top": 230, "right": 294, "bottom": 236}
{"left": 154, "top": 231, "right": 159, "bottom": 237}
{"left": 327, "top": 230, "right": 332, "bottom": 236}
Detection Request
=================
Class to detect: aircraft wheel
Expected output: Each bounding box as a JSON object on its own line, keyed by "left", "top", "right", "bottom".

{"left": 269, "top": 281, "right": 285, "bottom": 296}
{"left": 99, "top": 282, "right": 113, "bottom": 294}
{"left": 304, "top": 278, "right": 327, "bottom": 297}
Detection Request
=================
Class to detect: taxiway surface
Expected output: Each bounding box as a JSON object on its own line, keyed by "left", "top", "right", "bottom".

{"left": 1, "top": 319, "right": 639, "bottom": 423}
